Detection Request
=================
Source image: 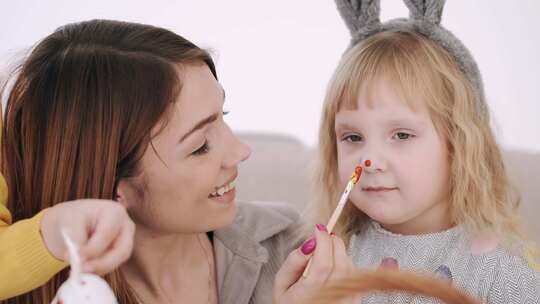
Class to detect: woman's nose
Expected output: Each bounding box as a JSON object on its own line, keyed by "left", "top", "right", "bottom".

{"left": 223, "top": 131, "right": 251, "bottom": 168}
{"left": 236, "top": 140, "right": 251, "bottom": 163}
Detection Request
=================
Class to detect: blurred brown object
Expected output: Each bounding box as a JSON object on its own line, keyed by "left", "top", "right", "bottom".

{"left": 306, "top": 269, "right": 480, "bottom": 304}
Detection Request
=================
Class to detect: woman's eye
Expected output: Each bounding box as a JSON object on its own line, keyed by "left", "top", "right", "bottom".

{"left": 343, "top": 134, "right": 363, "bottom": 142}
{"left": 393, "top": 132, "right": 414, "bottom": 140}
{"left": 192, "top": 140, "right": 210, "bottom": 156}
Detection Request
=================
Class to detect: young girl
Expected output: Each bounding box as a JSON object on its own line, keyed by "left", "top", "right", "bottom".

{"left": 314, "top": 0, "right": 540, "bottom": 303}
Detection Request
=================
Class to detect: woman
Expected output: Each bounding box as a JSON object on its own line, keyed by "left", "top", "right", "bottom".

{"left": 1, "top": 19, "right": 352, "bottom": 303}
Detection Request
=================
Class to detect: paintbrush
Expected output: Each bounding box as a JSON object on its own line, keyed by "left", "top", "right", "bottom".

{"left": 302, "top": 159, "right": 371, "bottom": 277}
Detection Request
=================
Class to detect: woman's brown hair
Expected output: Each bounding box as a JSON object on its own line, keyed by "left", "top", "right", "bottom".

{"left": 1, "top": 19, "right": 216, "bottom": 303}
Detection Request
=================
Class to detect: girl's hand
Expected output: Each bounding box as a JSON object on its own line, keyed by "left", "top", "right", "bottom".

{"left": 40, "top": 199, "right": 135, "bottom": 275}
{"left": 273, "top": 225, "right": 356, "bottom": 304}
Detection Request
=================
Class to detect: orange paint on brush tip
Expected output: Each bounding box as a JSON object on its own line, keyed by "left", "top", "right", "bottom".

{"left": 364, "top": 159, "right": 372, "bottom": 167}
{"left": 355, "top": 166, "right": 362, "bottom": 177}
{"left": 351, "top": 166, "right": 363, "bottom": 184}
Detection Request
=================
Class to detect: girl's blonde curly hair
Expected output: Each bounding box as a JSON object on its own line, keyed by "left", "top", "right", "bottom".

{"left": 313, "top": 30, "right": 527, "bottom": 253}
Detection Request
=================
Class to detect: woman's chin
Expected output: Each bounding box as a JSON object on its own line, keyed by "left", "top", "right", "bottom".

{"left": 204, "top": 200, "right": 238, "bottom": 231}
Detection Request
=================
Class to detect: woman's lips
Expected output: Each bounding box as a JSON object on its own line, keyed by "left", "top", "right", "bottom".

{"left": 209, "top": 187, "right": 236, "bottom": 204}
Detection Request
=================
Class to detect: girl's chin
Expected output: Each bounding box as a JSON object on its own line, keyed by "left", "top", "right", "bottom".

{"left": 353, "top": 203, "right": 406, "bottom": 226}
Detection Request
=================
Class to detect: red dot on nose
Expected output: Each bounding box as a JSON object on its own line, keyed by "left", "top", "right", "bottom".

{"left": 364, "top": 159, "right": 372, "bottom": 167}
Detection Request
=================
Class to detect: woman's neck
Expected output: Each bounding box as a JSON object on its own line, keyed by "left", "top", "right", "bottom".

{"left": 121, "top": 227, "right": 217, "bottom": 303}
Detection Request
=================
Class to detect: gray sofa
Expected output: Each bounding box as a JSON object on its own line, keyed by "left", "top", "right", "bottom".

{"left": 236, "top": 133, "right": 540, "bottom": 245}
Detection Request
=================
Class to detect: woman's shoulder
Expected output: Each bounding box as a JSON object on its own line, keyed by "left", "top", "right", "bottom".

{"left": 237, "top": 201, "right": 299, "bottom": 221}
{"left": 235, "top": 201, "right": 303, "bottom": 243}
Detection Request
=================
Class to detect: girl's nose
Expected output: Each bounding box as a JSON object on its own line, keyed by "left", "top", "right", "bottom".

{"left": 361, "top": 156, "right": 386, "bottom": 173}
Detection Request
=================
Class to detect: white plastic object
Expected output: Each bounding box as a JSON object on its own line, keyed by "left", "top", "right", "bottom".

{"left": 50, "top": 230, "right": 118, "bottom": 304}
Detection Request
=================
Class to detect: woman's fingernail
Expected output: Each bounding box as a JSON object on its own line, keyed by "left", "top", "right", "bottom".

{"left": 301, "top": 238, "right": 316, "bottom": 255}
{"left": 316, "top": 224, "right": 328, "bottom": 232}
{"left": 330, "top": 232, "right": 336, "bottom": 236}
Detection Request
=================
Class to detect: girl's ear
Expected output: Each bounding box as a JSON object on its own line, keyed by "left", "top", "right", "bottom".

{"left": 335, "top": 0, "right": 381, "bottom": 36}
{"left": 403, "top": 0, "right": 446, "bottom": 25}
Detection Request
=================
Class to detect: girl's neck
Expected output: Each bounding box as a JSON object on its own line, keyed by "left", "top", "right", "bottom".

{"left": 121, "top": 227, "right": 217, "bottom": 303}
{"left": 381, "top": 200, "right": 454, "bottom": 235}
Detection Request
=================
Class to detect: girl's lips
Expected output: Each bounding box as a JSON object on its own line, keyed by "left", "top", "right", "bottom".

{"left": 362, "top": 186, "right": 398, "bottom": 192}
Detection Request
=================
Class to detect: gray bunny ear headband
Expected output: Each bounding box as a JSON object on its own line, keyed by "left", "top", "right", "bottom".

{"left": 335, "top": 0, "right": 487, "bottom": 115}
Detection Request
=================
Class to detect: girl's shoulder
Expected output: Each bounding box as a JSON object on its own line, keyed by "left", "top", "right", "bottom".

{"left": 350, "top": 222, "right": 538, "bottom": 278}
{"left": 484, "top": 245, "right": 540, "bottom": 303}
{"left": 350, "top": 224, "right": 539, "bottom": 303}
{"left": 483, "top": 244, "right": 538, "bottom": 275}
{"left": 466, "top": 230, "right": 539, "bottom": 275}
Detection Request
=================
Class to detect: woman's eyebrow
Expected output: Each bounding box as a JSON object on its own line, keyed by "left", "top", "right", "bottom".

{"left": 179, "top": 112, "right": 219, "bottom": 143}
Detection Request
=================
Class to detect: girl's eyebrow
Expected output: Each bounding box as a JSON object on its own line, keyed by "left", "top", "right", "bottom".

{"left": 386, "top": 118, "right": 427, "bottom": 129}
{"left": 335, "top": 122, "right": 359, "bottom": 132}
{"left": 335, "top": 118, "right": 426, "bottom": 133}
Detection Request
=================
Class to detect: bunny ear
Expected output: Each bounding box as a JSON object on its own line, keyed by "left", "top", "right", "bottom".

{"left": 403, "top": 0, "right": 446, "bottom": 24}
{"left": 62, "top": 230, "right": 82, "bottom": 280}
{"left": 335, "top": 0, "right": 381, "bottom": 36}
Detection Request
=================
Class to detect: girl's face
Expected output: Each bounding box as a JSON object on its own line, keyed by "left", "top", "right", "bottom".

{"left": 335, "top": 79, "right": 452, "bottom": 234}
{"left": 118, "top": 64, "right": 251, "bottom": 234}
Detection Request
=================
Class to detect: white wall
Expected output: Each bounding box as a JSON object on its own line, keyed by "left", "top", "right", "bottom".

{"left": 1, "top": 0, "right": 539, "bottom": 152}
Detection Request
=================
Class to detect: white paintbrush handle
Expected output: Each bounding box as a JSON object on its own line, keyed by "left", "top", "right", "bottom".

{"left": 326, "top": 180, "right": 354, "bottom": 233}
{"left": 302, "top": 179, "right": 355, "bottom": 278}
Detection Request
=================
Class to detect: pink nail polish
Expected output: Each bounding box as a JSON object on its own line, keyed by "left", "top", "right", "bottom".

{"left": 301, "top": 238, "right": 316, "bottom": 255}
{"left": 380, "top": 257, "right": 399, "bottom": 270}
{"left": 316, "top": 224, "right": 328, "bottom": 232}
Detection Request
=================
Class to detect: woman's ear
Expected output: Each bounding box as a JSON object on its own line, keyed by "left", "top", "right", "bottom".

{"left": 115, "top": 180, "right": 132, "bottom": 209}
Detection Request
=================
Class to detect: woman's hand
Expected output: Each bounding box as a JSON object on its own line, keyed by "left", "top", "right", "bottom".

{"left": 273, "top": 225, "right": 356, "bottom": 304}
{"left": 41, "top": 199, "right": 135, "bottom": 275}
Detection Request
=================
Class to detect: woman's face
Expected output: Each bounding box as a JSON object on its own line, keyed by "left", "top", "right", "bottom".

{"left": 118, "top": 64, "right": 251, "bottom": 234}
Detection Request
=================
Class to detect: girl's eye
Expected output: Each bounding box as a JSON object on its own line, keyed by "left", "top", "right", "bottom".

{"left": 343, "top": 134, "right": 363, "bottom": 142}
{"left": 393, "top": 132, "right": 414, "bottom": 140}
{"left": 192, "top": 140, "right": 210, "bottom": 156}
